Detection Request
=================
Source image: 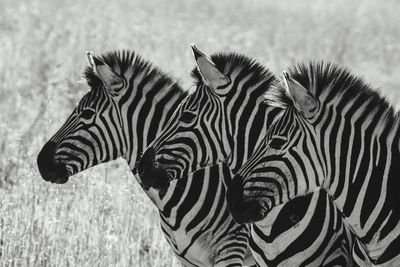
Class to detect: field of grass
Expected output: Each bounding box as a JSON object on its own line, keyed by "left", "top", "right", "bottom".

{"left": 0, "top": 0, "right": 399, "bottom": 266}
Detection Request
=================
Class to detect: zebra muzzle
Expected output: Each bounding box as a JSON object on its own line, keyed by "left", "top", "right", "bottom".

{"left": 137, "top": 147, "right": 171, "bottom": 192}
{"left": 227, "top": 174, "right": 269, "bottom": 224}
{"left": 37, "top": 141, "right": 69, "bottom": 184}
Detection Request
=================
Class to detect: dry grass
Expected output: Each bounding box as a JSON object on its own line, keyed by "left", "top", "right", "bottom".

{"left": 0, "top": 0, "right": 399, "bottom": 266}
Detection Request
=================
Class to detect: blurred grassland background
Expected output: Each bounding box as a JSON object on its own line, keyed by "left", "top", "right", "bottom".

{"left": 0, "top": 0, "right": 399, "bottom": 266}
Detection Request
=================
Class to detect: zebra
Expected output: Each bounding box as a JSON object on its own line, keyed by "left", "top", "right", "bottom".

{"left": 36, "top": 50, "right": 254, "bottom": 266}
{"left": 226, "top": 61, "right": 400, "bottom": 266}
{"left": 138, "top": 45, "right": 355, "bottom": 266}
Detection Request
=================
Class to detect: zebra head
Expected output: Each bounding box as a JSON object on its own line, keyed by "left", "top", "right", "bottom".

{"left": 38, "top": 51, "right": 136, "bottom": 183}
{"left": 227, "top": 67, "right": 325, "bottom": 224}
{"left": 137, "top": 45, "right": 232, "bottom": 191}
{"left": 138, "top": 45, "right": 278, "bottom": 192}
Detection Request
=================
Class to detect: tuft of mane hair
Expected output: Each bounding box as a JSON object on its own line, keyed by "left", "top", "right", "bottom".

{"left": 265, "top": 61, "right": 399, "bottom": 122}
{"left": 190, "top": 52, "right": 280, "bottom": 96}
{"left": 82, "top": 50, "right": 184, "bottom": 95}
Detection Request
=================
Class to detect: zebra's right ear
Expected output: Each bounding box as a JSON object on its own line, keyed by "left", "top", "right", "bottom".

{"left": 86, "top": 51, "right": 96, "bottom": 69}
{"left": 85, "top": 51, "right": 122, "bottom": 90}
{"left": 190, "top": 44, "right": 230, "bottom": 94}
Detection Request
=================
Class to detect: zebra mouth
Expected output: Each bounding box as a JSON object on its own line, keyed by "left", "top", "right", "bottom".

{"left": 38, "top": 161, "right": 70, "bottom": 184}
{"left": 50, "top": 171, "right": 70, "bottom": 184}
{"left": 38, "top": 160, "right": 70, "bottom": 184}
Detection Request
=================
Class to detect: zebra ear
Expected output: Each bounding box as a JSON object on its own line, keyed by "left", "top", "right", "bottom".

{"left": 283, "top": 71, "right": 318, "bottom": 119}
{"left": 86, "top": 51, "right": 122, "bottom": 90}
{"left": 191, "top": 44, "right": 230, "bottom": 93}
{"left": 86, "top": 51, "right": 95, "bottom": 68}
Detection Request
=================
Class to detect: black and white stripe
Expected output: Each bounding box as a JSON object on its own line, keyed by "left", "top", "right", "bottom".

{"left": 157, "top": 162, "right": 251, "bottom": 266}
{"left": 249, "top": 188, "right": 354, "bottom": 266}
{"left": 37, "top": 50, "right": 254, "bottom": 266}
{"left": 229, "top": 61, "right": 400, "bottom": 265}
{"left": 38, "top": 50, "right": 186, "bottom": 182}
{"left": 140, "top": 48, "right": 354, "bottom": 266}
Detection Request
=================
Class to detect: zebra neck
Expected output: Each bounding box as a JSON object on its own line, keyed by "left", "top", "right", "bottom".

{"left": 121, "top": 81, "right": 186, "bottom": 171}
{"left": 156, "top": 163, "right": 249, "bottom": 266}
{"left": 324, "top": 112, "right": 400, "bottom": 262}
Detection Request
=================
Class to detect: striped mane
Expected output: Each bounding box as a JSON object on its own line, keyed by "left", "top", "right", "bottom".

{"left": 83, "top": 50, "right": 184, "bottom": 95}
{"left": 191, "top": 52, "right": 279, "bottom": 98}
{"left": 265, "top": 62, "right": 399, "bottom": 122}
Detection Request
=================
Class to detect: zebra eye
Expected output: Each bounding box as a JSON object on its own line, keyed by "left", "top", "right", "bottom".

{"left": 81, "top": 109, "right": 96, "bottom": 120}
{"left": 269, "top": 137, "right": 287, "bottom": 150}
{"left": 180, "top": 111, "right": 196, "bottom": 124}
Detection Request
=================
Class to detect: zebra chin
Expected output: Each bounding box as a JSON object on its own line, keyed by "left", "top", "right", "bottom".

{"left": 37, "top": 141, "right": 70, "bottom": 184}
{"left": 227, "top": 174, "right": 269, "bottom": 224}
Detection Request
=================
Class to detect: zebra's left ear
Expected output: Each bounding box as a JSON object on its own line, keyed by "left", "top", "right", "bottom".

{"left": 283, "top": 71, "right": 318, "bottom": 119}
{"left": 86, "top": 51, "right": 122, "bottom": 90}
{"left": 190, "top": 44, "right": 230, "bottom": 94}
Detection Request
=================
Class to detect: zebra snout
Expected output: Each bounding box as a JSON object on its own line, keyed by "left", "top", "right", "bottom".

{"left": 137, "top": 147, "right": 170, "bottom": 192}
{"left": 227, "top": 174, "right": 268, "bottom": 224}
{"left": 37, "top": 141, "right": 69, "bottom": 184}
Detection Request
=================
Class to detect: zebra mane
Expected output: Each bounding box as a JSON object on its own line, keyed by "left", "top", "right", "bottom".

{"left": 83, "top": 50, "right": 184, "bottom": 94}
{"left": 191, "top": 52, "right": 279, "bottom": 99}
{"left": 265, "top": 61, "right": 398, "bottom": 120}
